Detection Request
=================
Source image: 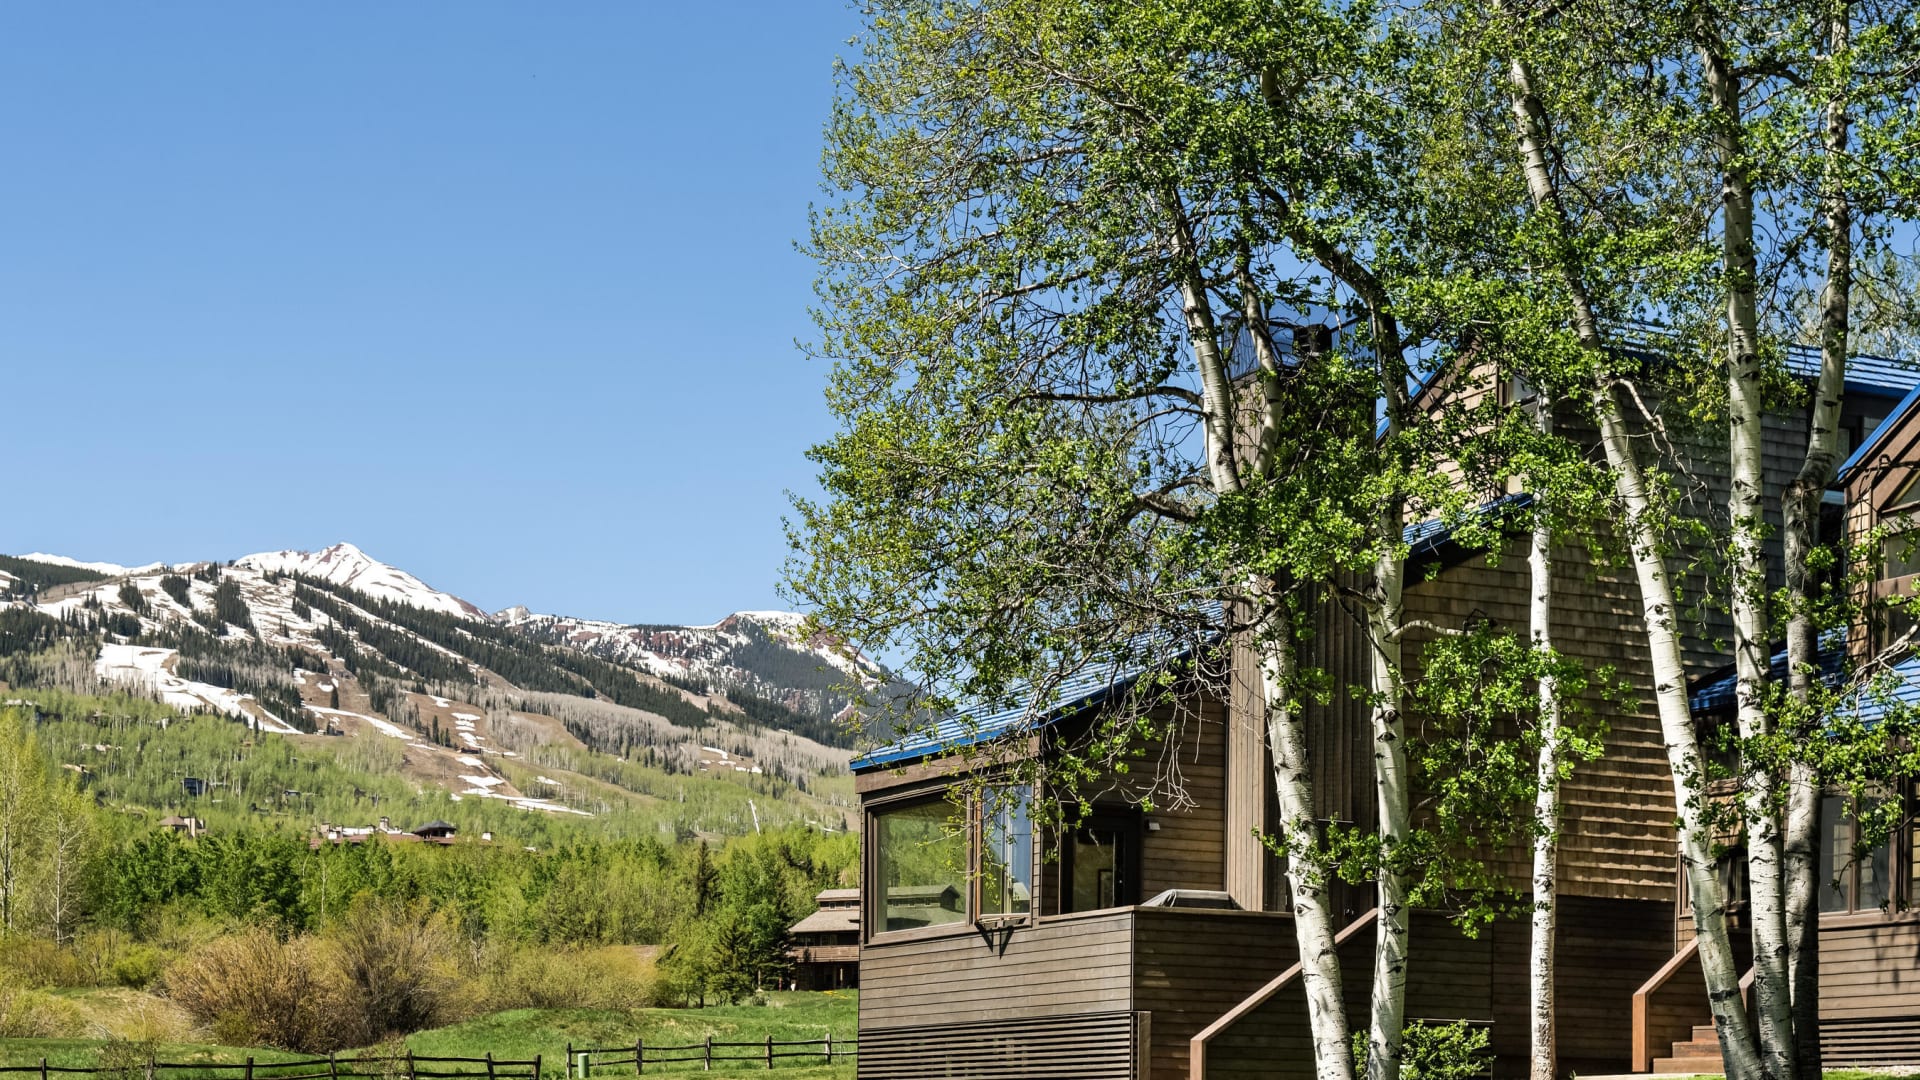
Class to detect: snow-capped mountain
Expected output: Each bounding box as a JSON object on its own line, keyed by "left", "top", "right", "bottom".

{"left": 18, "top": 552, "right": 167, "bottom": 577}
{"left": 236, "top": 543, "right": 489, "bottom": 620}
{"left": 0, "top": 541, "right": 883, "bottom": 803}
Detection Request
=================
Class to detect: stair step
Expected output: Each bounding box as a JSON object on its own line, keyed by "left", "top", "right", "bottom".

{"left": 1669, "top": 1041, "right": 1722, "bottom": 1056}
{"left": 1651, "top": 1056, "right": 1726, "bottom": 1074}
{"left": 1692, "top": 1025, "right": 1718, "bottom": 1042}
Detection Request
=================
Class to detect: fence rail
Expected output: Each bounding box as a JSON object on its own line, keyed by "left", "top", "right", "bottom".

{"left": 568, "top": 1037, "right": 856, "bottom": 1074}
{"left": 0, "top": 1055, "right": 540, "bottom": 1080}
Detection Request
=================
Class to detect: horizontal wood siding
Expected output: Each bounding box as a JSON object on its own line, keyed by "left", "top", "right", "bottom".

{"left": 1133, "top": 909, "right": 1302, "bottom": 1080}
{"left": 1492, "top": 897, "right": 1672, "bottom": 1073}
{"left": 858, "top": 1011, "right": 1138, "bottom": 1080}
{"left": 860, "top": 912, "right": 1136, "bottom": 1031}
{"left": 1819, "top": 919, "right": 1920, "bottom": 1022}
{"left": 1822, "top": 1016, "right": 1920, "bottom": 1067}
{"left": 1202, "top": 910, "right": 1493, "bottom": 1080}
{"left": 1139, "top": 698, "right": 1229, "bottom": 897}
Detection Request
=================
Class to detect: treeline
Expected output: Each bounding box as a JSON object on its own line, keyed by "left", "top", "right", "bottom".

{"left": 0, "top": 555, "right": 107, "bottom": 596}
{"left": 0, "top": 694, "right": 855, "bottom": 979}
{"left": 291, "top": 576, "right": 713, "bottom": 730}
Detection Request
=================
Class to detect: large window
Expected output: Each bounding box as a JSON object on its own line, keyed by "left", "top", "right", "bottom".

{"left": 873, "top": 799, "right": 968, "bottom": 933}
{"left": 1820, "top": 795, "right": 1896, "bottom": 916}
{"left": 981, "top": 786, "right": 1033, "bottom": 919}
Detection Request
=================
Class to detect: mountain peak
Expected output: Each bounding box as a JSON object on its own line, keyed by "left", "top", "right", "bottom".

{"left": 235, "top": 543, "right": 489, "bottom": 621}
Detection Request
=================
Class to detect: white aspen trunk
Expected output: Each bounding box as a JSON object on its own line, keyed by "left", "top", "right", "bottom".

{"left": 1261, "top": 612, "right": 1358, "bottom": 1080}
{"left": 1785, "top": 10, "right": 1851, "bottom": 1070}
{"left": 1368, "top": 386, "right": 1411, "bottom": 1080}
{"left": 1591, "top": 389, "right": 1768, "bottom": 1080}
{"left": 1504, "top": 53, "right": 1767, "bottom": 1080}
{"left": 1700, "top": 33, "right": 1799, "bottom": 1079}
{"left": 1182, "top": 193, "right": 1352, "bottom": 1080}
{"left": 1169, "top": 199, "right": 1245, "bottom": 498}
{"left": 1528, "top": 402, "right": 1562, "bottom": 1080}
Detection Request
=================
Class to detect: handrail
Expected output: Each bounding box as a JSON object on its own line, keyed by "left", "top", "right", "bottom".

{"left": 1189, "top": 907, "right": 1380, "bottom": 1079}
{"left": 1631, "top": 937, "right": 1700, "bottom": 1072}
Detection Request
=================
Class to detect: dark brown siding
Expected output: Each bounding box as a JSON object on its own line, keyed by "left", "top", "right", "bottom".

{"left": 859, "top": 911, "right": 1136, "bottom": 1031}
{"left": 1819, "top": 918, "right": 1920, "bottom": 1025}
{"left": 1133, "top": 909, "right": 1302, "bottom": 1080}
{"left": 858, "top": 1011, "right": 1140, "bottom": 1080}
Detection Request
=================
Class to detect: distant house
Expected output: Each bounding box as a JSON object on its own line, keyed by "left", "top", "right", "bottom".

{"left": 180, "top": 776, "right": 207, "bottom": 797}
{"left": 786, "top": 888, "right": 859, "bottom": 991}
{"left": 413, "top": 820, "right": 458, "bottom": 843}
{"left": 157, "top": 815, "right": 204, "bottom": 837}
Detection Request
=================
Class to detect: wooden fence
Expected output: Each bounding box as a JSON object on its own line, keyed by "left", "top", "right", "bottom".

{"left": 567, "top": 1037, "right": 856, "bottom": 1074}
{"left": 0, "top": 1055, "right": 540, "bottom": 1080}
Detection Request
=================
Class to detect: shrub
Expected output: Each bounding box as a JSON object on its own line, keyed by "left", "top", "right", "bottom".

{"left": 0, "top": 937, "right": 92, "bottom": 988}
{"left": 161, "top": 928, "right": 353, "bottom": 1051}
{"left": 470, "top": 943, "right": 657, "bottom": 1012}
{"left": 0, "top": 969, "right": 85, "bottom": 1037}
{"left": 1351, "top": 1020, "right": 1493, "bottom": 1080}
{"left": 326, "top": 897, "right": 460, "bottom": 1044}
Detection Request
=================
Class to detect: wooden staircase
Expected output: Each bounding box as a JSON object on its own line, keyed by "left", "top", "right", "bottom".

{"left": 1650, "top": 1025, "right": 1725, "bottom": 1074}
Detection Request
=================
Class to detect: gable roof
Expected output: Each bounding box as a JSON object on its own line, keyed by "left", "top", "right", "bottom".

{"left": 853, "top": 495, "right": 1533, "bottom": 772}
{"left": 1837, "top": 380, "right": 1920, "bottom": 485}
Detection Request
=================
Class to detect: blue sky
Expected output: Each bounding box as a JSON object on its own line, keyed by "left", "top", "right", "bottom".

{"left": 1, "top": 3, "right": 864, "bottom": 624}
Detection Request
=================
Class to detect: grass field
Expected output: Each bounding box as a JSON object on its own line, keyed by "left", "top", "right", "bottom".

{"left": 0, "top": 993, "right": 857, "bottom": 1080}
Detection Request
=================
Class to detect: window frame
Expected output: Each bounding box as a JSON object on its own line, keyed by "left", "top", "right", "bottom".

{"left": 862, "top": 786, "right": 977, "bottom": 946}
{"left": 977, "top": 782, "right": 1037, "bottom": 928}
{"left": 861, "top": 778, "right": 1044, "bottom": 944}
{"left": 1816, "top": 787, "right": 1915, "bottom": 926}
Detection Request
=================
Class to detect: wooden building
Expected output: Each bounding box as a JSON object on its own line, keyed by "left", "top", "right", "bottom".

{"left": 788, "top": 887, "right": 861, "bottom": 991}
{"left": 850, "top": 348, "right": 1920, "bottom": 1079}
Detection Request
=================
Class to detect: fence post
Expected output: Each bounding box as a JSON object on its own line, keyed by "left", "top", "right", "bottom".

{"left": 634, "top": 1039, "right": 642, "bottom": 1077}
{"left": 566, "top": 1044, "right": 573, "bottom": 1080}
{"left": 703, "top": 1037, "right": 711, "bottom": 1072}
{"left": 147, "top": 1052, "right": 157, "bottom": 1080}
{"left": 532, "top": 1056, "right": 541, "bottom": 1080}
{"left": 407, "top": 1050, "right": 416, "bottom": 1080}
{"left": 329, "top": 1053, "right": 339, "bottom": 1080}
{"left": 765, "top": 1035, "right": 773, "bottom": 1070}
{"left": 486, "top": 1053, "right": 496, "bottom": 1080}
{"left": 246, "top": 1057, "right": 255, "bottom": 1080}
{"left": 824, "top": 1034, "right": 831, "bottom": 1064}
{"left": 39, "top": 1057, "right": 47, "bottom": 1080}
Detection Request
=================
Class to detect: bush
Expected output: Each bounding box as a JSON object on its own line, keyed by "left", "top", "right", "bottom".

{"left": 327, "top": 897, "right": 460, "bottom": 1044}
{"left": 0, "top": 937, "right": 91, "bottom": 988}
{"left": 1351, "top": 1020, "right": 1493, "bottom": 1080}
{"left": 0, "top": 969, "right": 85, "bottom": 1037}
{"left": 161, "top": 928, "right": 353, "bottom": 1051}
{"left": 470, "top": 943, "right": 657, "bottom": 1012}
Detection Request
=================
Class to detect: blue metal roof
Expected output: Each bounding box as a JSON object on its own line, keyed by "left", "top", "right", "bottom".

{"left": 1784, "top": 345, "right": 1920, "bottom": 400}
{"left": 1846, "top": 653, "right": 1920, "bottom": 727}
{"left": 849, "top": 629, "right": 1200, "bottom": 771}
{"left": 1836, "top": 380, "right": 1920, "bottom": 484}
{"left": 853, "top": 496, "right": 1536, "bottom": 771}
{"left": 1688, "top": 638, "right": 1846, "bottom": 714}
{"left": 1682, "top": 632, "right": 1920, "bottom": 729}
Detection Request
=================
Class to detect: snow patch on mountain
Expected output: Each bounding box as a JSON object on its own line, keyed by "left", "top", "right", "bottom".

{"left": 236, "top": 543, "right": 488, "bottom": 620}
{"left": 19, "top": 553, "right": 166, "bottom": 577}
{"left": 95, "top": 644, "right": 300, "bottom": 734}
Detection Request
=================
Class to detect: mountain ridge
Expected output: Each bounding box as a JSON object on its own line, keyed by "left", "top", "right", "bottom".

{"left": 0, "top": 542, "right": 894, "bottom": 824}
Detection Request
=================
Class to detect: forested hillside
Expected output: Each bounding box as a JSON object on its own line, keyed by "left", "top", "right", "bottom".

{"left": 0, "top": 544, "right": 889, "bottom": 825}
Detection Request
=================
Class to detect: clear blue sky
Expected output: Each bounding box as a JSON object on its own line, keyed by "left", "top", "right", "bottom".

{"left": 1, "top": 3, "right": 864, "bottom": 624}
